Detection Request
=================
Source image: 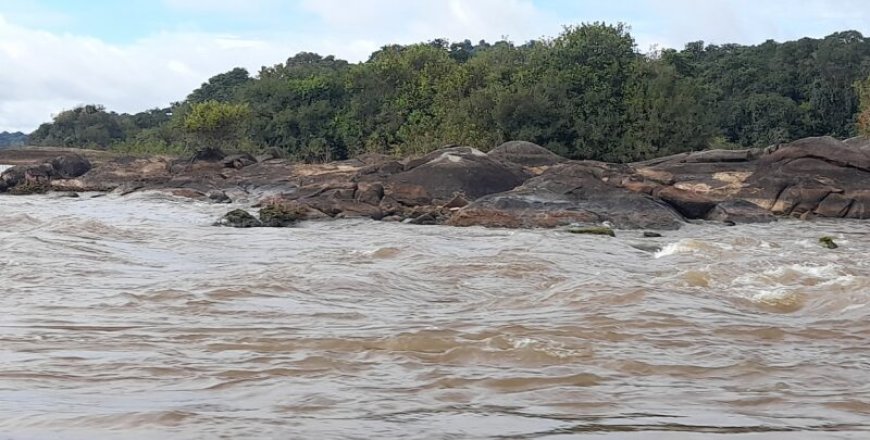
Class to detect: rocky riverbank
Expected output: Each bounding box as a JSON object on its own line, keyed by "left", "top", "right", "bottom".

{"left": 2, "top": 136, "right": 870, "bottom": 229}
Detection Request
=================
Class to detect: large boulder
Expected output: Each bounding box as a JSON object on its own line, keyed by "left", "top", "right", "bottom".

{"left": 448, "top": 162, "right": 685, "bottom": 229}
{"left": 488, "top": 141, "right": 566, "bottom": 167}
{"left": 50, "top": 153, "right": 91, "bottom": 178}
{"left": 259, "top": 203, "right": 304, "bottom": 227}
{"left": 0, "top": 165, "right": 27, "bottom": 187}
{"left": 215, "top": 209, "right": 262, "bottom": 228}
{"left": 739, "top": 136, "right": 870, "bottom": 219}
{"left": 386, "top": 146, "right": 527, "bottom": 206}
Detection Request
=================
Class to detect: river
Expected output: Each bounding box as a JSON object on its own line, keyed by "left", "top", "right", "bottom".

{"left": 1, "top": 192, "right": 868, "bottom": 439}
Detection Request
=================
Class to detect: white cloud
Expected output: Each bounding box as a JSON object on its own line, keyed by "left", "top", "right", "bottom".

{"left": 299, "top": 0, "right": 557, "bottom": 46}
{"left": 0, "top": 16, "right": 297, "bottom": 132}
{"left": 162, "top": 0, "right": 278, "bottom": 14}
{"left": 1, "top": 0, "right": 868, "bottom": 132}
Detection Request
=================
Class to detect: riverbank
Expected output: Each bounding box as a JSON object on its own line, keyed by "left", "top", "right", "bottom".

{"left": 2, "top": 137, "right": 870, "bottom": 229}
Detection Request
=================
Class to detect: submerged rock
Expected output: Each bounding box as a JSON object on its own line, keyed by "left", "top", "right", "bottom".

{"left": 259, "top": 203, "right": 304, "bottom": 227}
{"left": 566, "top": 226, "right": 616, "bottom": 237}
{"left": 643, "top": 231, "right": 663, "bottom": 238}
{"left": 819, "top": 236, "right": 838, "bottom": 249}
{"left": 215, "top": 209, "right": 262, "bottom": 228}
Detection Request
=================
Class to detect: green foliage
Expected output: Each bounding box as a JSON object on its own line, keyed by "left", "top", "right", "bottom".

{"left": 182, "top": 101, "right": 252, "bottom": 152}
{"left": 26, "top": 26, "right": 870, "bottom": 162}
{"left": 858, "top": 74, "right": 870, "bottom": 136}
{"left": 187, "top": 67, "right": 252, "bottom": 103}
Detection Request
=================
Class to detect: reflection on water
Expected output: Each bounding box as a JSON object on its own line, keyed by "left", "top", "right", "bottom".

{"left": 1, "top": 192, "right": 869, "bottom": 439}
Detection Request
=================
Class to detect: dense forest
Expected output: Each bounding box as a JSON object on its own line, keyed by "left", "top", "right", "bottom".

{"left": 28, "top": 23, "right": 870, "bottom": 163}
{"left": 0, "top": 131, "right": 27, "bottom": 148}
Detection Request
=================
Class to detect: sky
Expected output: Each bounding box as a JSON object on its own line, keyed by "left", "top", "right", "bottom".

{"left": 1, "top": 0, "right": 868, "bottom": 132}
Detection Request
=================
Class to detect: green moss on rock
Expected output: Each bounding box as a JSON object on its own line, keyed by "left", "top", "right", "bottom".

{"left": 819, "top": 236, "right": 838, "bottom": 249}
{"left": 215, "top": 209, "right": 262, "bottom": 228}
{"left": 259, "top": 204, "right": 303, "bottom": 227}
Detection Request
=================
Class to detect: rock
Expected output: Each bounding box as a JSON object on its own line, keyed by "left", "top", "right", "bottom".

{"left": 738, "top": 136, "right": 870, "bottom": 219}
{"left": 355, "top": 182, "right": 384, "bottom": 205}
{"left": 215, "top": 209, "right": 262, "bottom": 228}
{"left": 705, "top": 200, "right": 775, "bottom": 224}
{"left": 678, "top": 149, "right": 758, "bottom": 163}
{"left": 0, "top": 179, "right": 6, "bottom": 192}
{"left": 388, "top": 146, "right": 527, "bottom": 204}
{"left": 449, "top": 162, "right": 684, "bottom": 230}
{"left": 112, "top": 182, "right": 144, "bottom": 196}
{"left": 844, "top": 136, "right": 870, "bottom": 154}
{"left": 442, "top": 193, "right": 469, "bottom": 209}
{"left": 222, "top": 153, "right": 257, "bottom": 169}
{"left": 1, "top": 165, "right": 26, "bottom": 187}
{"left": 814, "top": 193, "right": 853, "bottom": 217}
{"left": 171, "top": 188, "right": 207, "bottom": 200}
{"left": 377, "top": 161, "right": 405, "bottom": 175}
{"left": 207, "top": 190, "right": 231, "bottom": 203}
{"left": 819, "top": 236, "right": 838, "bottom": 249}
{"left": 379, "top": 196, "right": 405, "bottom": 216}
{"left": 259, "top": 203, "right": 303, "bottom": 227}
{"left": 386, "top": 182, "right": 432, "bottom": 206}
{"left": 488, "top": 141, "right": 566, "bottom": 167}
{"left": 654, "top": 186, "right": 717, "bottom": 219}
{"left": 761, "top": 136, "right": 870, "bottom": 171}
{"left": 566, "top": 226, "right": 615, "bottom": 237}
{"left": 7, "top": 181, "right": 49, "bottom": 195}
{"left": 408, "top": 213, "right": 437, "bottom": 225}
{"left": 643, "top": 231, "right": 663, "bottom": 238}
{"left": 23, "top": 163, "right": 56, "bottom": 184}
{"left": 50, "top": 153, "right": 91, "bottom": 178}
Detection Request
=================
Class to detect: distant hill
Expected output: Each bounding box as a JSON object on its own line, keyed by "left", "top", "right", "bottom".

{"left": 0, "top": 131, "right": 27, "bottom": 148}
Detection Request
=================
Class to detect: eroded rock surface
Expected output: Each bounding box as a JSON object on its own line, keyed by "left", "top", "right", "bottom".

{"left": 4, "top": 136, "right": 870, "bottom": 229}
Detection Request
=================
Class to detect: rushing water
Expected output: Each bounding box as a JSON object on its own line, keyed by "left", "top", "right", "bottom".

{"left": 1, "top": 191, "right": 869, "bottom": 440}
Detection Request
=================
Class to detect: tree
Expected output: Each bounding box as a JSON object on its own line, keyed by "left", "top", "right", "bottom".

{"left": 182, "top": 101, "right": 252, "bottom": 153}
{"left": 187, "top": 68, "right": 252, "bottom": 103}
{"left": 858, "top": 74, "right": 870, "bottom": 136}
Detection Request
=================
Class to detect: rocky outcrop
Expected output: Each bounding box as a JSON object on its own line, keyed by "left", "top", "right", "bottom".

{"left": 6, "top": 136, "right": 870, "bottom": 230}
{"left": 386, "top": 146, "right": 527, "bottom": 205}
{"left": 0, "top": 152, "right": 91, "bottom": 193}
{"left": 488, "top": 141, "right": 566, "bottom": 168}
{"left": 448, "top": 162, "right": 685, "bottom": 229}
{"left": 737, "top": 137, "right": 870, "bottom": 219}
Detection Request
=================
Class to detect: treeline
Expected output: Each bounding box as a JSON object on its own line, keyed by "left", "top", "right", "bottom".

{"left": 0, "top": 131, "right": 27, "bottom": 148}
{"left": 29, "top": 23, "right": 870, "bottom": 162}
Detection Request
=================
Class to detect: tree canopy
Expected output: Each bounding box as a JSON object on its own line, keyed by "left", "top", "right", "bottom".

{"left": 27, "top": 24, "right": 870, "bottom": 162}
{"left": 858, "top": 73, "right": 870, "bottom": 137}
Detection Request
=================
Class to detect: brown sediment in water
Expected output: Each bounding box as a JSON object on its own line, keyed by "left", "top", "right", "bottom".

{"left": 0, "top": 194, "right": 868, "bottom": 438}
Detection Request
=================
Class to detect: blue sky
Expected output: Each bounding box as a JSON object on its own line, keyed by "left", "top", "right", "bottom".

{"left": 1, "top": 0, "right": 868, "bottom": 131}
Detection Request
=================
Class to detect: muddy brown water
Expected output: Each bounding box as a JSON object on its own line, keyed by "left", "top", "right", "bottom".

{"left": 1, "top": 192, "right": 868, "bottom": 439}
